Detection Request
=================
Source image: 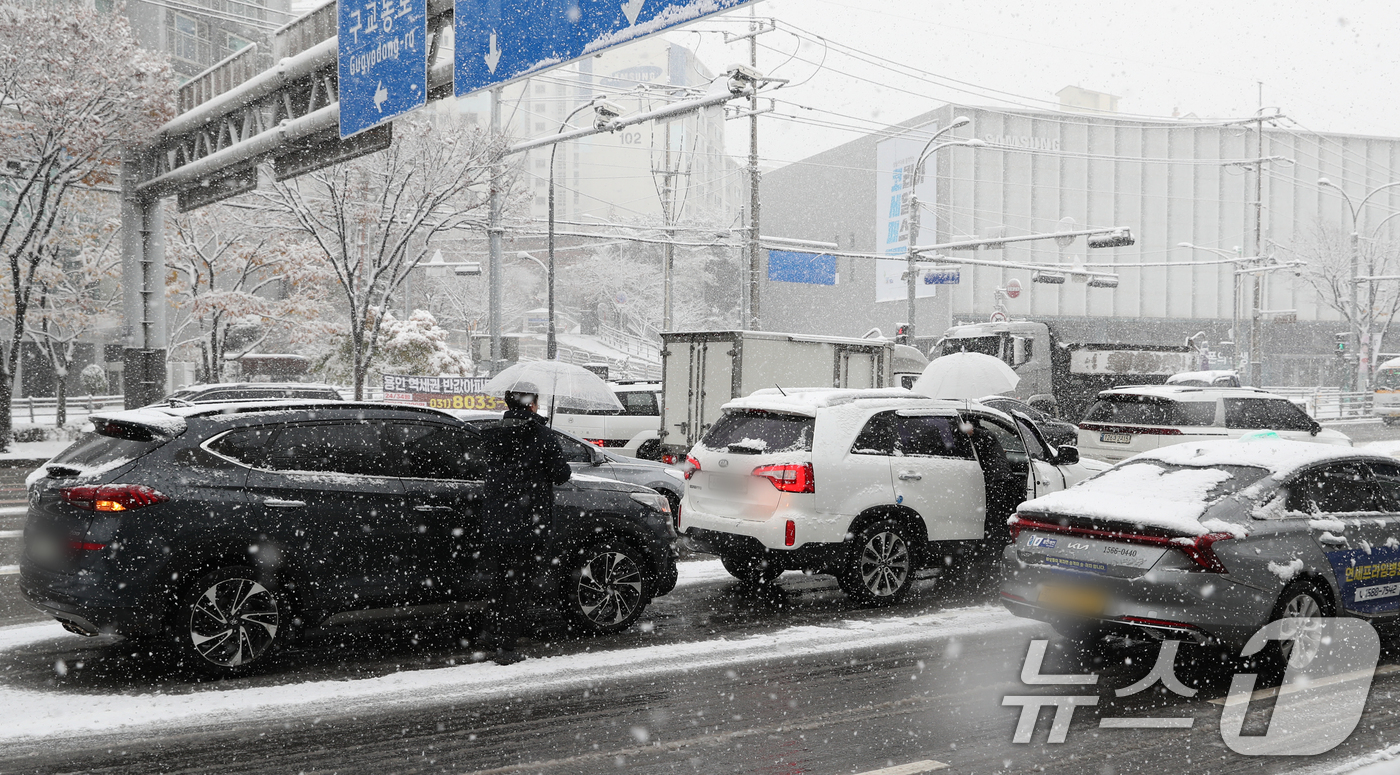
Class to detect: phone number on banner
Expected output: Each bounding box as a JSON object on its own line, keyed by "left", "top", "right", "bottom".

{"left": 385, "top": 392, "right": 505, "bottom": 410}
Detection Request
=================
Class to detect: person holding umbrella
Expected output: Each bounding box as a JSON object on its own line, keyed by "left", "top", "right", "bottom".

{"left": 476, "top": 382, "right": 572, "bottom": 665}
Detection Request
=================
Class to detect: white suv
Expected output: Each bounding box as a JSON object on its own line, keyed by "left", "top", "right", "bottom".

{"left": 1076, "top": 385, "right": 1352, "bottom": 463}
{"left": 680, "top": 388, "right": 1107, "bottom": 605}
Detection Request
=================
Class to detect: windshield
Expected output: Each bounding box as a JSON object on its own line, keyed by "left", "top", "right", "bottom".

{"left": 1378, "top": 368, "right": 1400, "bottom": 390}
{"left": 1083, "top": 396, "right": 1217, "bottom": 426}
{"left": 700, "top": 411, "right": 815, "bottom": 454}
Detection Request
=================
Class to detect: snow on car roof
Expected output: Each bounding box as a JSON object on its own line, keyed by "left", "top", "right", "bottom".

{"left": 1019, "top": 439, "right": 1384, "bottom": 536}
{"left": 1165, "top": 370, "right": 1239, "bottom": 383}
{"left": 88, "top": 406, "right": 189, "bottom": 437}
{"left": 1142, "top": 437, "right": 1371, "bottom": 475}
{"left": 723, "top": 388, "right": 944, "bottom": 416}
{"left": 1097, "top": 384, "right": 1278, "bottom": 400}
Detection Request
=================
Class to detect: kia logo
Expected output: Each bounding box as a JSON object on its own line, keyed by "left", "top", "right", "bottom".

{"left": 718, "top": 459, "right": 728, "bottom": 468}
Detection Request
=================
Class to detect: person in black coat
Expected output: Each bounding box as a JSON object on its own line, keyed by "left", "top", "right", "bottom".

{"left": 476, "top": 385, "right": 572, "bottom": 664}
{"left": 962, "top": 416, "right": 1017, "bottom": 547}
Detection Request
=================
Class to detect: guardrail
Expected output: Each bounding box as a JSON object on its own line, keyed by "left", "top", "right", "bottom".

{"left": 1262, "top": 387, "right": 1374, "bottom": 420}
{"left": 10, "top": 395, "right": 125, "bottom": 425}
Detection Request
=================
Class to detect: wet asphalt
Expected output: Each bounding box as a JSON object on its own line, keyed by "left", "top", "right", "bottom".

{"left": 1, "top": 421, "right": 1399, "bottom": 773}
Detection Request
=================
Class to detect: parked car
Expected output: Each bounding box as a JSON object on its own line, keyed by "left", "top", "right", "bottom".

{"left": 679, "top": 388, "right": 1107, "bottom": 605}
{"left": 1001, "top": 438, "right": 1400, "bottom": 667}
{"left": 978, "top": 395, "right": 1079, "bottom": 448}
{"left": 18, "top": 401, "right": 677, "bottom": 677}
{"left": 452, "top": 409, "right": 687, "bottom": 524}
{"left": 552, "top": 381, "right": 664, "bottom": 459}
{"left": 1165, "top": 369, "right": 1242, "bottom": 388}
{"left": 1076, "top": 385, "right": 1351, "bottom": 463}
{"left": 157, "top": 382, "right": 343, "bottom": 405}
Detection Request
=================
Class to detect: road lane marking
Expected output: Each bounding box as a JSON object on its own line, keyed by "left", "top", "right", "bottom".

{"left": 0, "top": 566, "right": 17, "bottom": 576}
{"left": 854, "top": 762, "right": 950, "bottom": 775}
{"left": 0, "top": 531, "right": 22, "bottom": 539}
{"left": 1208, "top": 663, "right": 1400, "bottom": 706}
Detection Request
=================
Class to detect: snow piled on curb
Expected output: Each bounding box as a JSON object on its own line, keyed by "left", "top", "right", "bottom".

{"left": 0, "top": 606, "right": 1032, "bottom": 746}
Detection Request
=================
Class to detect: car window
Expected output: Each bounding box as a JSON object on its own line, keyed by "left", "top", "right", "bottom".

{"left": 976, "top": 416, "right": 1028, "bottom": 469}
{"left": 618, "top": 391, "right": 659, "bottom": 416}
{"left": 385, "top": 422, "right": 487, "bottom": 480}
{"left": 256, "top": 421, "right": 387, "bottom": 476}
{"left": 1083, "top": 396, "right": 1215, "bottom": 426}
{"left": 851, "top": 412, "right": 897, "bottom": 455}
{"left": 1013, "top": 416, "right": 1052, "bottom": 461}
{"left": 1223, "top": 398, "right": 1315, "bottom": 431}
{"left": 893, "top": 414, "right": 974, "bottom": 459}
{"left": 702, "top": 411, "right": 814, "bottom": 454}
{"left": 555, "top": 432, "right": 597, "bottom": 464}
{"left": 1372, "top": 462, "right": 1400, "bottom": 512}
{"left": 1286, "top": 462, "right": 1380, "bottom": 514}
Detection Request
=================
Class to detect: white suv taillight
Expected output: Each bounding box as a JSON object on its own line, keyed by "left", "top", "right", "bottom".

{"left": 752, "top": 463, "right": 815, "bottom": 493}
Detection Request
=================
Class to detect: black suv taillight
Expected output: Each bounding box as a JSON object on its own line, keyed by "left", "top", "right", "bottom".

{"left": 61, "top": 484, "right": 169, "bottom": 512}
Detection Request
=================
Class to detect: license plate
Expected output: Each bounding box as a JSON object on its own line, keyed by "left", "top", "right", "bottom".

{"left": 1038, "top": 584, "right": 1106, "bottom": 616}
{"left": 1100, "top": 432, "right": 1132, "bottom": 444}
{"left": 707, "top": 475, "right": 748, "bottom": 494}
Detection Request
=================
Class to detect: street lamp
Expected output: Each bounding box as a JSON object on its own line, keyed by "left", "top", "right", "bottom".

{"left": 1178, "top": 243, "right": 1249, "bottom": 375}
{"left": 1318, "top": 177, "right": 1400, "bottom": 391}
{"left": 904, "top": 117, "right": 983, "bottom": 343}
{"left": 403, "top": 249, "right": 482, "bottom": 317}
{"left": 548, "top": 96, "right": 619, "bottom": 360}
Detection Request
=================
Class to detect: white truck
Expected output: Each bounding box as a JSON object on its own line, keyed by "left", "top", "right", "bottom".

{"left": 936, "top": 320, "right": 1201, "bottom": 422}
{"left": 657, "top": 330, "right": 927, "bottom": 460}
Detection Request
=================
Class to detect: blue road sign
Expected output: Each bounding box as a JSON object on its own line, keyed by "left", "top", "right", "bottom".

{"left": 768, "top": 250, "right": 837, "bottom": 286}
{"left": 454, "top": 0, "right": 755, "bottom": 98}
{"left": 339, "top": 0, "right": 428, "bottom": 138}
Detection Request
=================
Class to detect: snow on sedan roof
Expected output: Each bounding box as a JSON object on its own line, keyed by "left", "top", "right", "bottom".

{"left": 1142, "top": 437, "right": 1370, "bottom": 475}
{"left": 1017, "top": 438, "right": 1384, "bottom": 537}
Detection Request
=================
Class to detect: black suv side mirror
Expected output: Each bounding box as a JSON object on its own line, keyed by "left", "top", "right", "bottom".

{"left": 589, "top": 445, "right": 607, "bottom": 466}
{"left": 1053, "top": 446, "right": 1080, "bottom": 466}
{"left": 1309, "top": 419, "right": 1322, "bottom": 436}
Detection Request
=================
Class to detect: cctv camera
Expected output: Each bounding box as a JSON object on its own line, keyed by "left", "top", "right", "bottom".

{"left": 592, "top": 100, "right": 626, "bottom": 131}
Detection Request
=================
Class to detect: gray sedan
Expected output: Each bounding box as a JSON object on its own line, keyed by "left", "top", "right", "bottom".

{"left": 999, "top": 438, "right": 1400, "bottom": 667}
{"left": 451, "top": 410, "right": 687, "bottom": 523}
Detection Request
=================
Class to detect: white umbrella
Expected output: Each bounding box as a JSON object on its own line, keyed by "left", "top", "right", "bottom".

{"left": 482, "top": 361, "right": 623, "bottom": 419}
{"left": 912, "top": 352, "right": 1020, "bottom": 400}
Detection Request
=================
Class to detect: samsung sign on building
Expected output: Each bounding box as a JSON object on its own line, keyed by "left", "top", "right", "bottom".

{"left": 983, "top": 135, "right": 1062, "bottom": 151}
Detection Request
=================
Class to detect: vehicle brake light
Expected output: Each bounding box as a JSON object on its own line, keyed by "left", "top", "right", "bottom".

{"left": 67, "top": 540, "right": 106, "bottom": 552}
{"left": 753, "top": 463, "right": 815, "bottom": 493}
{"left": 61, "top": 484, "right": 169, "bottom": 512}
{"left": 1010, "top": 517, "right": 1233, "bottom": 573}
{"left": 584, "top": 438, "right": 606, "bottom": 447}
{"left": 684, "top": 455, "right": 701, "bottom": 480}
{"left": 1078, "top": 422, "right": 1183, "bottom": 436}
{"left": 1173, "top": 532, "right": 1234, "bottom": 573}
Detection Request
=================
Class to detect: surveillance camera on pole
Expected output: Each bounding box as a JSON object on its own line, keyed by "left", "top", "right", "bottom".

{"left": 725, "top": 62, "right": 764, "bottom": 96}
{"left": 592, "top": 100, "right": 626, "bottom": 131}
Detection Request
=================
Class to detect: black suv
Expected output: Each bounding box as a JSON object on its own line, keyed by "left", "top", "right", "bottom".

{"left": 19, "top": 402, "right": 677, "bottom": 676}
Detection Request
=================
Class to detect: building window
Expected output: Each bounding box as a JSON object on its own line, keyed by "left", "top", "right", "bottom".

{"left": 226, "top": 33, "right": 252, "bottom": 54}
{"left": 168, "top": 12, "right": 213, "bottom": 67}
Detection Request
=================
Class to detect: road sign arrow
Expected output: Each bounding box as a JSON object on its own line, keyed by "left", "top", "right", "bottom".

{"left": 621, "top": 0, "right": 645, "bottom": 26}
{"left": 373, "top": 81, "right": 389, "bottom": 112}
{"left": 484, "top": 30, "right": 502, "bottom": 73}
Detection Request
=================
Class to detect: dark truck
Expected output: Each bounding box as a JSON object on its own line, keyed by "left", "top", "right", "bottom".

{"left": 935, "top": 320, "right": 1201, "bottom": 422}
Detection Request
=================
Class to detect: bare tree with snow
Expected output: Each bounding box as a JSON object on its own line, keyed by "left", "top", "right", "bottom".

{"left": 0, "top": 2, "right": 173, "bottom": 444}
{"left": 1293, "top": 221, "right": 1400, "bottom": 377}
{"left": 261, "top": 118, "right": 506, "bottom": 398}
{"left": 166, "top": 204, "right": 334, "bottom": 383}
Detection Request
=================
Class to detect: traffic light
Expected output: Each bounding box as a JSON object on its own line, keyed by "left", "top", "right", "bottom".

{"left": 1087, "top": 229, "right": 1135, "bottom": 248}
{"left": 896, "top": 324, "right": 911, "bottom": 345}
{"left": 1337, "top": 332, "right": 1357, "bottom": 354}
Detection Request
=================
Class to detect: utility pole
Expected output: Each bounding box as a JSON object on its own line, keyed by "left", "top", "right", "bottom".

{"left": 1221, "top": 102, "right": 1286, "bottom": 388}
{"left": 661, "top": 120, "right": 675, "bottom": 330}
{"left": 488, "top": 87, "right": 504, "bottom": 375}
{"left": 746, "top": 6, "right": 761, "bottom": 331}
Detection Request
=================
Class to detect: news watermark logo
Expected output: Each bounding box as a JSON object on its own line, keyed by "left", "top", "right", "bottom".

{"left": 1003, "top": 617, "right": 1381, "bottom": 755}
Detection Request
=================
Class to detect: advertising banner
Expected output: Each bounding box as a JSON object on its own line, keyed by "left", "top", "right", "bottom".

{"left": 873, "top": 134, "right": 938, "bottom": 303}
{"left": 381, "top": 374, "right": 505, "bottom": 411}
